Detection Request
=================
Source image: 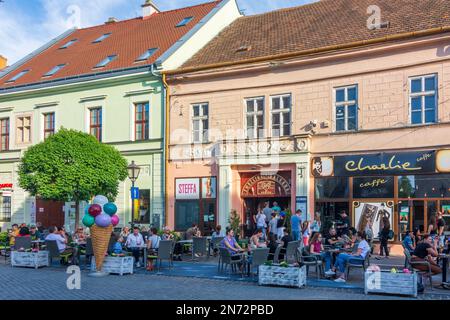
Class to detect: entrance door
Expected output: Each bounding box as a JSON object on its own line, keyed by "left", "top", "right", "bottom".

{"left": 36, "top": 199, "right": 65, "bottom": 228}
{"left": 412, "top": 200, "right": 425, "bottom": 233}
{"left": 201, "top": 200, "right": 216, "bottom": 236}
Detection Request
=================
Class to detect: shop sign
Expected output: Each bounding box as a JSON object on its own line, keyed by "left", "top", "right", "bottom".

{"left": 241, "top": 174, "right": 291, "bottom": 197}
{"left": 353, "top": 177, "right": 394, "bottom": 199}
{"left": 0, "top": 183, "right": 13, "bottom": 189}
{"left": 312, "top": 150, "right": 438, "bottom": 177}
{"left": 176, "top": 178, "right": 200, "bottom": 200}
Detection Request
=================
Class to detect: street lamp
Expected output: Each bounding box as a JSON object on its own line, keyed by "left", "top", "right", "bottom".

{"left": 127, "top": 161, "right": 141, "bottom": 227}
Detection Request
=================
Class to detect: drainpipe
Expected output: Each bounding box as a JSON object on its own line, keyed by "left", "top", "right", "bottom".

{"left": 150, "top": 64, "right": 168, "bottom": 228}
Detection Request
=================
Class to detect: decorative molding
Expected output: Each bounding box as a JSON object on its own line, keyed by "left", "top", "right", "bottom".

{"left": 0, "top": 106, "right": 13, "bottom": 112}
{"left": 123, "top": 89, "right": 154, "bottom": 97}
{"left": 79, "top": 95, "right": 107, "bottom": 102}
{"left": 34, "top": 101, "right": 59, "bottom": 109}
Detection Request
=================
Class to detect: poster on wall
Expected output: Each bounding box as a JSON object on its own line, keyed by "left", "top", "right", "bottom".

{"left": 399, "top": 206, "right": 409, "bottom": 224}
{"left": 202, "top": 177, "right": 216, "bottom": 199}
{"left": 354, "top": 201, "right": 394, "bottom": 240}
{"left": 296, "top": 196, "right": 308, "bottom": 222}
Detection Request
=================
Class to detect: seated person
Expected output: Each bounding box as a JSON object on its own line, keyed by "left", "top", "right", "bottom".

{"left": 8, "top": 224, "right": 20, "bottom": 247}
{"left": 309, "top": 232, "right": 332, "bottom": 274}
{"left": 267, "top": 237, "right": 280, "bottom": 261}
{"left": 18, "top": 227, "right": 31, "bottom": 238}
{"left": 29, "top": 225, "right": 42, "bottom": 241}
{"left": 327, "top": 231, "right": 370, "bottom": 282}
{"left": 146, "top": 228, "right": 161, "bottom": 271}
{"left": 249, "top": 229, "right": 267, "bottom": 250}
{"left": 125, "top": 227, "right": 145, "bottom": 268}
{"left": 73, "top": 227, "right": 87, "bottom": 243}
{"left": 45, "top": 226, "right": 75, "bottom": 263}
{"left": 411, "top": 234, "right": 442, "bottom": 275}
{"left": 161, "top": 226, "right": 174, "bottom": 241}
{"left": 280, "top": 229, "right": 293, "bottom": 250}
{"left": 221, "top": 228, "right": 244, "bottom": 259}
{"left": 325, "top": 228, "right": 342, "bottom": 247}
{"left": 186, "top": 224, "right": 201, "bottom": 240}
{"left": 113, "top": 237, "right": 124, "bottom": 254}
{"left": 402, "top": 230, "right": 415, "bottom": 253}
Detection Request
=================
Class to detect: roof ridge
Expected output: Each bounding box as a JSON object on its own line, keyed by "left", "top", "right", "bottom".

{"left": 239, "top": 0, "right": 322, "bottom": 18}
{"left": 156, "top": 0, "right": 221, "bottom": 15}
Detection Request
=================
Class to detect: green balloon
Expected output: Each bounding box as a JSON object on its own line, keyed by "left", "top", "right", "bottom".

{"left": 82, "top": 214, "right": 95, "bottom": 227}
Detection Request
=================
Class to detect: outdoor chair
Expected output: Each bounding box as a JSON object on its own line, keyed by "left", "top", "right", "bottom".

{"left": 218, "top": 247, "right": 244, "bottom": 277}
{"left": 192, "top": 237, "right": 208, "bottom": 261}
{"left": 345, "top": 251, "right": 371, "bottom": 280}
{"left": 147, "top": 240, "right": 174, "bottom": 272}
{"left": 268, "top": 245, "right": 283, "bottom": 263}
{"left": 45, "top": 240, "right": 73, "bottom": 265}
{"left": 299, "top": 247, "right": 323, "bottom": 279}
{"left": 79, "top": 238, "right": 94, "bottom": 268}
{"left": 14, "top": 237, "right": 32, "bottom": 251}
{"left": 283, "top": 241, "right": 300, "bottom": 264}
{"left": 210, "top": 236, "right": 224, "bottom": 257}
{"left": 248, "top": 248, "right": 269, "bottom": 276}
{"left": 0, "top": 239, "right": 11, "bottom": 263}
{"left": 404, "top": 249, "right": 433, "bottom": 290}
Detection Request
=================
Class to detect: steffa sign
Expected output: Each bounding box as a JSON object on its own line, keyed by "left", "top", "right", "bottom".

{"left": 176, "top": 178, "right": 200, "bottom": 200}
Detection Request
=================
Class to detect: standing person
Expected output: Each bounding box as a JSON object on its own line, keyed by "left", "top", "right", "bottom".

{"left": 271, "top": 201, "right": 281, "bottom": 214}
{"left": 8, "top": 224, "right": 19, "bottom": 247}
{"left": 255, "top": 209, "right": 267, "bottom": 240}
{"left": 262, "top": 202, "right": 273, "bottom": 226}
{"left": 428, "top": 215, "right": 438, "bottom": 241}
{"left": 437, "top": 211, "right": 446, "bottom": 247}
{"left": 125, "top": 227, "right": 145, "bottom": 268}
{"left": 310, "top": 212, "right": 322, "bottom": 235}
{"left": 268, "top": 212, "right": 278, "bottom": 242}
{"left": 336, "top": 210, "right": 350, "bottom": 237}
{"left": 301, "top": 221, "right": 310, "bottom": 247}
{"left": 290, "top": 209, "right": 302, "bottom": 241}
{"left": 378, "top": 216, "right": 391, "bottom": 259}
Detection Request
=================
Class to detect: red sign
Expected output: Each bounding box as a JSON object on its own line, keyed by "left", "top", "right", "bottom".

{"left": 0, "top": 183, "right": 12, "bottom": 189}
{"left": 240, "top": 172, "right": 291, "bottom": 197}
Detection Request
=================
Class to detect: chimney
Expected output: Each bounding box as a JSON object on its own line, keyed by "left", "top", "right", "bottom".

{"left": 142, "top": 0, "right": 160, "bottom": 19}
{"left": 105, "top": 17, "right": 118, "bottom": 24}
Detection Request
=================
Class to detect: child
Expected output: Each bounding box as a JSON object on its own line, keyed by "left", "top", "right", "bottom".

{"left": 302, "top": 221, "right": 310, "bottom": 247}
{"left": 113, "top": 237, "right": 124, "bottom": 254}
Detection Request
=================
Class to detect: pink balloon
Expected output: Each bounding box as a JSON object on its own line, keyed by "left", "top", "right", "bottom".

{"left": 111, "top": 214, "right": 120, "bottom": 227}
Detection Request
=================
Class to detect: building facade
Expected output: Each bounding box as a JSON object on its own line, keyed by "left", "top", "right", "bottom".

{"left": 0, "top": 0, "right": 241, "bottom": 231}
{"left": 166, "top": 0, "right": 450, "bottom": 240}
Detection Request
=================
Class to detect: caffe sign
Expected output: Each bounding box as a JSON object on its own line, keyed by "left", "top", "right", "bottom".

{"left": 312, "top": 150, "right": 439, "bottom": 177}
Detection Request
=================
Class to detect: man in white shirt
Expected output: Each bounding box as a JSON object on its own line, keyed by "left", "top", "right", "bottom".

{"left": 126, "top": 227, "right": 145, "bottom": 267}
{"left": 45, "top": 226, "right": 75, "bottom": 263}
{"left": 255, "top": 210, "right": 267, "bottom": 240}
{"left": 327, "top": 231, "right": 371, "bottom": 283}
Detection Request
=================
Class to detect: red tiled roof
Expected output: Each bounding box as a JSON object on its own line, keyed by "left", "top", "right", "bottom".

{"left": 0, "top": 1, "right": 221, "bottom": 88}
{"left": 181, "top": 0, "right": 450, "bottom": 70}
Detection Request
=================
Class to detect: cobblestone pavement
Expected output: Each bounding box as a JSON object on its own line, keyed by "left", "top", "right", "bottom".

{"left": 1, "top": 264, "right": 449, "bottom": 300}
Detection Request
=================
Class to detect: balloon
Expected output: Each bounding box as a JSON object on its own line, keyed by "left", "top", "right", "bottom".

{"left": 84, "top": 204, "right": 91, "bottom": 216}
{"left": 103, "top": 203, "right": 117, "bottom": 216}
{"left": 93, "top": 195, "right": 109, "bottom": 206}
{"left": 88, "top": 204, "right": 102, "bottom": 217}
{"left": 111, "top": 215, "right": 120, "bottom": 227}
{"left": 82, "top": 214, "right": 95, "bottom": 228}
{"left": 95, "top": 213, "right": 112, "bottom": 228}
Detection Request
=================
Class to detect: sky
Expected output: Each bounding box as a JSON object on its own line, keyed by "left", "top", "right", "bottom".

{"left": 0, "top": 0, "right": 317, "bottom": 65}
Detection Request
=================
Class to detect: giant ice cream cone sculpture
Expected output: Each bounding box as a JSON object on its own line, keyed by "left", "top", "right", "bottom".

{"left": 82, "top": 195, "right": 120, "bottom": 273}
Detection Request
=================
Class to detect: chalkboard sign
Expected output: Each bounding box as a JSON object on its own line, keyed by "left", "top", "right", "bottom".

{"left": 353, "top": 177, "right": 394, "bottom": 199}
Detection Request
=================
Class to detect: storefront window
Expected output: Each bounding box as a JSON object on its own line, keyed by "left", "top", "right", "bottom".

{"left": 315, "top": 177, "right": 349, "bottom": 199}
{"left": 133, "top": 189, "right": 150, "bottom": 224}
{"left": 175, "top": 200, "right": 200, "bottom": 230}
{"left": 399, "top": 174, "right": 450, "bottom": 198}
{"left": 353, "top": 177, "right": 394, "bottom": 199}
{"left": 0, "top": 195, "right": 11, "bottom": 222}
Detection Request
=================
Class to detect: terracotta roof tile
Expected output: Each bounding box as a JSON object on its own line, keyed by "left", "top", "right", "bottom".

{"left": 0, "top": 1, "right": 221, "bottom": 88}
{"left": 182, "top": 0, "right": 450, "bottom": 69}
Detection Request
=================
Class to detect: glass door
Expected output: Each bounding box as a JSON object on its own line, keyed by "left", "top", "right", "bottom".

{"left": 201, "top": 200, "right": 216, "bottom": 236}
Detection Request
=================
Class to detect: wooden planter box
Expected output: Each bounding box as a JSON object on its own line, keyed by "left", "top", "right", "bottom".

{"left": 258, "top": 265, "right": 306, "bottom": 288}
{"left": 364, "top": 271, "right": 417, "bottom": 297}
{"left": 11, "top": 251, "right": 49, "bottom": 269}
{"left": 91, "top": 256, "right": 134, "bottom": 276}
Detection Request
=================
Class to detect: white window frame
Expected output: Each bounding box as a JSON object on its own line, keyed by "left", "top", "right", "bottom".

{"left": 191, "top": 103, "right": 209, "bottom": 143}
{"left": 333, "top": 85, "right": 358, "bottom": 132}
{"left": 409, "top": 74, "right": 438, "bottom": 125}
{"left": 244, "top": 97, "right": 265, "bottom": 139}
{"left": 270, "top": 93, "right": 292, "bottom": 137}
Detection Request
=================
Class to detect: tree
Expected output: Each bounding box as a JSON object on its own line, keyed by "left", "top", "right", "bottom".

{"left": 18, "top": 128, "right": 128, "bottom": 229}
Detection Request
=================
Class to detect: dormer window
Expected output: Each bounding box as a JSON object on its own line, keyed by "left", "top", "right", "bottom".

{"left": 43, "top": 64, "right": 66, "bottom": 77}
{"left": 6, "top": 70, "right": 30, "bottom": 83}
{"left": 135, "top": 48, "right": 158, "bottom": 62}
{"left": 176, "top": 16, "right": 193, "bottom": 27}
{"left": 94, "top": 55, "right": 117, "bottom": 68}
{"left": 60, "top": 39, "right": 78, "bottom": 49}
{"left": 92, "top": 33, "right": 112, "bottom": 43}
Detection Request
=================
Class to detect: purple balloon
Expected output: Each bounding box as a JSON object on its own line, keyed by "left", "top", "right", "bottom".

{"left": 95, "top": 213, "right": 112, "bottom": 228}
{"left": 111, "top": 215, "right": 120, "bottom": 227}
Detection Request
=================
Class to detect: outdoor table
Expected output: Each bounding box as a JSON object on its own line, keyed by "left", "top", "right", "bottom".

{"left": 31, "top": 240, "right": 45, "bottom": 249}
{"left": 439, "top": 254, "right": 450, "bottom": 289}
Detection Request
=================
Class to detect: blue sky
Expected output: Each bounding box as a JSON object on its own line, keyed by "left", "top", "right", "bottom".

{"left": 0, "top": 0, "right": 317, "bottom": 65}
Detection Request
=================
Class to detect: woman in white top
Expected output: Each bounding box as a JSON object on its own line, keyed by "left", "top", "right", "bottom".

{"left": 310, "top": 212, "right": 322, "bottom": 234}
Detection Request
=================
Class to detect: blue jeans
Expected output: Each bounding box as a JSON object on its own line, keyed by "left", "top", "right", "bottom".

{"left": 292, "top": 230, "right": 300, "bottom": 241}
{"left": 320, "top": 252, "right": 332, "bottom": 271}
{"left": 334, "top": 253, "right": 363, "bottom": 273}
{"left": 257, "top": 226, "right": 266, "bottom": 240}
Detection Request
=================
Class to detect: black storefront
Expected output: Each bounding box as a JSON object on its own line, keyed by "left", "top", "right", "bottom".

{"left": 312, "top": 149, "right": 450, "bottom": 241}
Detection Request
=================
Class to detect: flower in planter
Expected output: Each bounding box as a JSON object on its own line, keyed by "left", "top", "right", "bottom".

{"left": 403, "top": 268, "right": 411, "bottom": 274}
{"left": 390, "top": 268, "right": 398, "bottom": 273}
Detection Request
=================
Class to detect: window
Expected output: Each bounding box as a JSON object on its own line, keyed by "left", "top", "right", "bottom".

{"left": 94, "top": 55, "right": 117, "bottom": 68}
{"left": 43, "top": 64, "right": 66, "bottom": 77}
{"left": 0, "top": 119, "right": 9, "bottom": 151}
{"left": 16, "top": 116, "right": 31, "bottom": 144}
{"left": 409, "top": 74, "right": 438, "bottom": 125}
{"left": 335, "top": 85, "right": 358, "bottom": 132}
{"left": 192, "top": 103, "right": 209, "bottom": 143}
{"left": 245, "top": 97, "right": 264, "bottom": 139}
{"left": 175, "top": 201, "right": 200, "bottom": 230}
{"left": 176, "top": 16, "right": 194, "bottom": 27}
{"left": 271, "top": 94, "right": 291, "bottom": 137}
{"left": 43, "top": 113, "right": 55, "bottom": 139}
{"left": 89, "top": 108, "right": 102, "bottom": 142}
{"left": 6, "top": 70, "right": 30, "bottom": 83}
{"left": 135, "top": 102, "right": 149, "bottom": 140}
{"left": 133, "top": 189, "right": 150, "bottom": 224}
{"left": 135, "top": 48, "right": 158, "bottom": 62}
{"left": 92, "top": 33, "right": 111, "bottom": 43}
{"left": 315, "top": 177, "right": 349, "bottom": 199}
{"left": 59, "top": 39, "right": 78, "bottom": 49}
{"left": 399, "top": 174, "right": 450, "bottom": 198}
{"left": 0, "top": 195, "right": 11, "bottom": 222}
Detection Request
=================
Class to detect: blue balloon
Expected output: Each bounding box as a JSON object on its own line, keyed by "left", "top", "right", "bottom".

{"left": 103, "top": 203, "right": 117, "bottom": 216}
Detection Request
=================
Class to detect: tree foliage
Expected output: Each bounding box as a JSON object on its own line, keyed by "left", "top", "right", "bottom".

{"left": 18, "top": 128, "right": 128, "bottom": 206}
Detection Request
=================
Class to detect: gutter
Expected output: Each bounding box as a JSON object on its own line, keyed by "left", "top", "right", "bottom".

{"left": 162, "top": 73, "right": 170, "bottom": 229}
{"left": 163, "top": 26, "right": 450, "bottom": 75}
